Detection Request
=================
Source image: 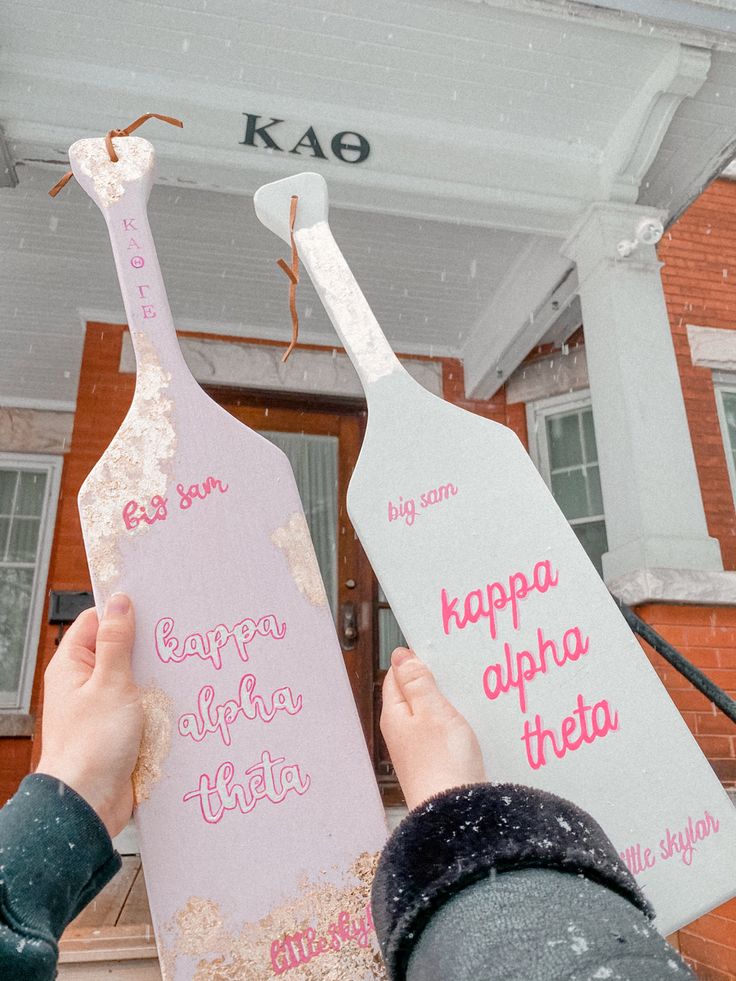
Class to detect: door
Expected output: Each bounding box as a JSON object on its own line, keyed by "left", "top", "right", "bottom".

{"left": 219, "top": 393, "right": 405, "bottom": 803}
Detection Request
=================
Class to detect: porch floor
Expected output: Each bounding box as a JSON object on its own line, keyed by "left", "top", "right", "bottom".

{"left": 59, "top": 856, "right": 161, "bottom": 979}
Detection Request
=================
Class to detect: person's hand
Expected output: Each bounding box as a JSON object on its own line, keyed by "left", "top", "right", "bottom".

{"left": 381, "top": 648, "right": 486, "bottom": 810}
{"left": 37, "top": 594, "right": 143, "bottom": 838}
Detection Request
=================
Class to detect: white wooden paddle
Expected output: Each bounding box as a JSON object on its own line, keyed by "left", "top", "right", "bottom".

{"left": 254, "top": 172, "right": 736, "bottom": 936}
{"left": 67, "top": 141, "right": 387, "bottom": 980}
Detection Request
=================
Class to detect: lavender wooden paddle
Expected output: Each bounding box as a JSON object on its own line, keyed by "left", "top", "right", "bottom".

{"left": 67, "top": 140, "right": 387, "bottom": 980}
{"left": 254, "top": 172, "right": 736, "bottom": 936}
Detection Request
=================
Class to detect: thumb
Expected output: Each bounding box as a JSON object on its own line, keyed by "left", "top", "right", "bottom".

{"left": 391, "top": 648, "right": 446, "bottom": 715}
{"left": 93, "top": 593, "right": 136, "bottom": 684}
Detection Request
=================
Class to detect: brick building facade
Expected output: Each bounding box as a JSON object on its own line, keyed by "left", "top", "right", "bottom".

{"left": 1, "top": 178, "right": 735, "bottom": 977}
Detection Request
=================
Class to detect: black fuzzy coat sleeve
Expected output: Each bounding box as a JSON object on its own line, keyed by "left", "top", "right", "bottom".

{"left": 0, "top": 774, "right": 121, "bottom": 979}
{"left": 371, "top": 783, "right": 693, "bottom": 981}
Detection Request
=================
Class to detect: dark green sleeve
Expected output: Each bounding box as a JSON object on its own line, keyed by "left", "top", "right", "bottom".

{"left": 0, "top": 773, "right": 122, "bottom": 979}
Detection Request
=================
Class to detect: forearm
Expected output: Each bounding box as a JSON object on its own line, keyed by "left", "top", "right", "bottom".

{"left": 0, "top": 773, "right": 121, "bottom": 979}
{"left": 371, "top": 783, "right": 694, "bottom": 981}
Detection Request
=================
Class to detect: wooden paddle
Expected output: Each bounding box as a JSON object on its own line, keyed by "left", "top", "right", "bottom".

{"left": 254, "top": 171, "right": 736, "bottom": 936}
{"left": 67, "top": 140, "right": 387, "bottom": 980}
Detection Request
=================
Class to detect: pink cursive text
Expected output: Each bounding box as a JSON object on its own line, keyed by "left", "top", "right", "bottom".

{"left": 155, "top": 613, "right": 286, "bottom": 670}
{"left": 482, "top": 625, "right": 589, "bottom": 713}
{"left": 182, "top": 752, "right": 311, "bottom": 824}
{"left": 178, "top": 674, "right": 303, "bottom": 746}
{"left": 271, "top": 905, "right": 375, "bottom": 974}
{"left": 659, "top": 810, "right": 720, "bottom": 866}
{"left": 521, "top": 693, "right": 619, "bottom": 769}
{"left": 177, "top": 475, "right": 229, "bottom": 510}
{"left": 122, "top": 495, "right": 167, "bottom": 530}
{"left": 441, "top": 560, "right": 559, "bottom": 640}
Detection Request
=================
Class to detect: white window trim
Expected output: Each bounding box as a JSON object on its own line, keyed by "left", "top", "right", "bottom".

{"left": 526, "top": 387, "right": 606, "bottom": 529}
{"left": 713, "top": 373, "right": 736, "bottom": 510}
{"left": 0, "top": 453, "right": 62, "bottom": 713}
{"left": 527, "top": 388, "right": 594, "bottom": 481}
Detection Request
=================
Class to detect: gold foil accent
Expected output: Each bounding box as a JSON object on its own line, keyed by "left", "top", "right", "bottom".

{"left": 79, "top": 331, "right": 176, "bottom": 593}
{"left": 70, "top": 136, "right": 154, "bottom": 207}
{"left": 176, "top": 898, "right": 227, "bottom": 956}
{"left": 133, "top": 685, "right": 174, "bottom": 805}
{"left": 271, "top": 512, "right": 328, "bottom": 608}
{"left": 168, "top": 853, "right": 386, "bottom": 980}
{"left": 158, "top": 943, "right": 177, "bottom": 981}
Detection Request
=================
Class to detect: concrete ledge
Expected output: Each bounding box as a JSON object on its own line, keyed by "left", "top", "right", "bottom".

{"left": 0, "top": 712, "right": 35, "bottom": 737}
{"left": 607, "top": 567, "right": 736, "bottom": 607}
{"left": 0, "top": 407, "right": 73, "bottom": 454}
{"left": 120, "top": 333, "right": 443, "bottom": 399}
{"left": 506, "top": 346, "right": 589, "bottom": 404}
{"left": 687, "top": 323, "right": 736, "bottom": 370}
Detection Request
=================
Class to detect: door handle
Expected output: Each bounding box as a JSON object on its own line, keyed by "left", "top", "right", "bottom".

{"left": 340, "top": 601, "right": 358, "bottom": 651}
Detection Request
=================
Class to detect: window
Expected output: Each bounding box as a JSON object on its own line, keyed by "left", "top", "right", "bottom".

{"left": 0, "top": 455, "right": 61, "bottom": 711}
{"left": 527, "top": 393, "right": 608, "bottom": 576}
{"left": 714, "top": 378, "right": 736, "bottom": 508}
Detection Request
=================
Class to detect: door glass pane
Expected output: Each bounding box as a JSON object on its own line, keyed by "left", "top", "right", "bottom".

{"left": 0, "top": 567, "right": 34, "bottom": 694}
{"left": 260, "top": 431, "right": 338, "bottom": 616}
{"left": 378, "top": 609, "right": 407, "bottom": 671}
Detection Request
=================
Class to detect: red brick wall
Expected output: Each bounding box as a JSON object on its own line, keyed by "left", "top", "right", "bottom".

{"left": 5, "top": 229, "right": 736, "bottom": 978}
{"left": 10, "top": 330, "right": 522, "bottom": 788}
{"left": 636, "top": 604, "right": 736, "bottom": 787}
{"left": 0, "top": 738, "right": 33, "bottom": 807}
{"left": 659, "top": 179, "right": 736, "bottom": 571}
{"left": 670, "top": 897, "right": 736, "bottom": 981}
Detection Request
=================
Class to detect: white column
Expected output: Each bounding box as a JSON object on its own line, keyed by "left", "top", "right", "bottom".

{"left": 562, "top": 202, "right": 723, "bottom": 587}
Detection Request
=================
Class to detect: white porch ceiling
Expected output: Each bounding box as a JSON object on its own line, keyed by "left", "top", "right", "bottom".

{"left": 2, "top": 0, "right": 736, "bottom": 407}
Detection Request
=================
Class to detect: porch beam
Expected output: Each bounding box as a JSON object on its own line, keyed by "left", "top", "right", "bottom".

{"left": 461, "top": 240, "right": 575, "bottom": 398}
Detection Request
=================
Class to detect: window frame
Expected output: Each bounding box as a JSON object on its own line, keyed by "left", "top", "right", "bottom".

{"left": 0, "top": 453, "right": 62, "bottom": 712}
{"left": 714, "top": 373, "right": 736, "bottom": 509}
{"left": 526, "top": 389, "right": 608, "bottom": 555}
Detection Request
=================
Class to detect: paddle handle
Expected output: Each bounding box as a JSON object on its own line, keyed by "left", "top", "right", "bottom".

{"left": 68, "top": 137, "right": 190, "bottom": 382}
{"left": 254, "top": 173, "right": 407, "bottom": 394}
{"left": 105, "top": 196, "right": 190, "bottom": 377}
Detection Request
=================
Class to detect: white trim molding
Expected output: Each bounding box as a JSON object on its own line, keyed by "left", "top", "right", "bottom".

{"left": 713, "top": 377, "right": 736, "bottom": 508}
{"left": 0, "top": 453, "right": 62, "bottom": 712}
{"left": 0, "top": 397, "right": 76, "bottom": 413}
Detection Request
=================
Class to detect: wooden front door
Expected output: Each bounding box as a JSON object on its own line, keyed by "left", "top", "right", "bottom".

{"left": 217, "top": 393, "right": 400, "bottom": 798}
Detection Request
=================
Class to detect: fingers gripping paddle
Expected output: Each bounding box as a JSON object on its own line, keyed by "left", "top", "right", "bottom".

{"left": 68, "top": 142, "right": 386, "bottom": 979}
{"left": 254, "top": 172, "right": 736, "bottom": 935}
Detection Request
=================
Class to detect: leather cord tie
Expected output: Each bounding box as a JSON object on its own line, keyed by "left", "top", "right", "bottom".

{"left": 49, "top": 113, "right": 183, "bottom": 197}
{"left": 276, "top": 195, "right": 300, "bottom": 363}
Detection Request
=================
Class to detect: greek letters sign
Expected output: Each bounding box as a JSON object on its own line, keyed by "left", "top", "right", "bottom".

{"left": 241, "top": 113, "right": 370, "bottom": 164}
